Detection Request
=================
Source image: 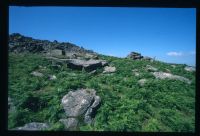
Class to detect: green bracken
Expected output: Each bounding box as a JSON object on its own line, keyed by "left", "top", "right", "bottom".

{"left": 8, "top": 53, "right": 195, "bottom": 132}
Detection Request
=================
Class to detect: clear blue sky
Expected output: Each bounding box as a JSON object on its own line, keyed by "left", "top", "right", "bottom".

{"left": 9, "top": 6, "right": 196, "bottom": 66}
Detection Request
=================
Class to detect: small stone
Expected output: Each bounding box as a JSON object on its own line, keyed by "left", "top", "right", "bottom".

{"left": 30, "top": 71, "right": 44, "bottom": 77}
{"left": 103, "top": 66, "right": 116, "bottom": 73}
{"left": 134, "top": 72, "right": 140, "bottom": 76}
{"left": 138, "top": 79, "right": 147, "bottom": 86}
{"left": 132, "top": 70, "right": 140, "bottom": 76}
{"left": 48, "top": 75, "right": 57, "bottom": 80}
{"left": 132, "top": 69, "right": 138, "bottom": 72}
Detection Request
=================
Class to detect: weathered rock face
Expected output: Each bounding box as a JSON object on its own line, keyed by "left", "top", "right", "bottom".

{"left": 84, "top": 95, "right": 101, "bottom": 124}
{"left": 103, "top": 66, "right": 116, "bottom": 73}
{"left": 152, "top": 72, "right": 191, "bottom": 84}
{"left": 184, "top": 66, "right": 195, "bottom": 72}
{"left": 13, "top": 122, "right": 50, "bottom": 131}
{"left": 127, "top": 52, "right": 143, "bottom": 60}
{"left": 61, "top": 89, "right": 101, "bottom": 128}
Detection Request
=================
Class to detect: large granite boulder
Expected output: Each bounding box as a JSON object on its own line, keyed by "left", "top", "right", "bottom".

{"left": 13, "top": 122, "right": 50, "bottom": 131}
{"left": 152, "top": 72, "right": 191, "bottom": 84}
{"left": 61, "top": 89, "right": 101, "bottom": 128}
{"left": 126, "top": 52, "right": 143, "bottom": 60}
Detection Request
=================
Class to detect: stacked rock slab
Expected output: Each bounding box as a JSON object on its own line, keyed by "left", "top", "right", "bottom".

{"left": 48, "top": 57, "right": 108, "bottom": 72}
{"left": 61, "top": 89, "right": 101, "bottom": 130}
{"left": 127, "top": 52, "right": 143, "bottom": 60}
{"left": 66, "top": 59, "right": 103, "bottom": 71}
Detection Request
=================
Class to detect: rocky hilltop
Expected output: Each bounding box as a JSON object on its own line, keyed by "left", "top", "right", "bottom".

{"left": 8, "top": 33, "right": 195, "bottom": 132}
{"left": 9, "top": 33, "right": 96, "bottom": 58}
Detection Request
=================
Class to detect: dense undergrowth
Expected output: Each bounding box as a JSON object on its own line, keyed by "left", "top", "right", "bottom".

{"left": 8, "top": 53, "right": 195, "bottom": 132}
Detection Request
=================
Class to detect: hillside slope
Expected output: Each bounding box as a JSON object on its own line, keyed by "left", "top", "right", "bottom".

{"left": 8, "top": 34, "right": 195, "bottom": 132}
